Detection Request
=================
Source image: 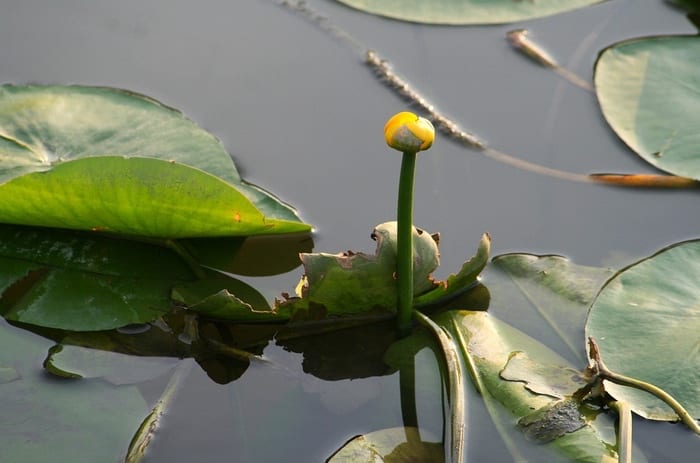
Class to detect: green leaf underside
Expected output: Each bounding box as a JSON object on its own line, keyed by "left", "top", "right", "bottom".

{"left": 0, "top": 156, "right": 308, "bottom": 238}
{"left": 586, "top": 240, "right": 700, "bottom": 420}
{"left": 437, "top": 310, "right": 618, "bottom": 463}
{"left": 335, "top": 0, "right": 606, "bottom": 25}
{"left": 0, "top": 84, "right": 310, "bottom": 236}
{"left": 415, "top": 232, "right": 490, "bottom": 307}
{"left": 595, "top": 36, "right": 700, "bottom": 179}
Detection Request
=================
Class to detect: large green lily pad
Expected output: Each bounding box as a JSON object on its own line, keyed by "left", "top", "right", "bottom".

{"left": 595, "top": 36, "right": 700, "bottom": 179}
{"left": 586, "top": 240, "right": 700, "bottom": 421}
{"left": 336, "top": 0, "right": 606, "bottom": 25}
{"left": 0, "top": 85, "right": 310, "bottom": 237}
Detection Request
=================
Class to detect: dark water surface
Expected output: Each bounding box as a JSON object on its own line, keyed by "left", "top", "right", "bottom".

{"left": 2, "top": 0, "right": 699, "bottom": 461}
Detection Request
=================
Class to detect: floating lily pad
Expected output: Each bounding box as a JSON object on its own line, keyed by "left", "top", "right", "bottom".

{"left": 595, "top": 36, "right": 700, "bottom": 179}
{"left": 327, "top": 427, "right": 443, "bottom": 463}
{"left": 0, "top": 85, "right": 310, "bottom": 237}
{"left": 282, "top": 222, "right": 488, "bottom": 319}
{"left": 586, "top": 240, "right": 700, "bottom": 421}
{"left": 336, "top": 0, "right": 606, "bottom": 25}
{"left": 437, "top": 310, "right": 619, "bottom": 462}
{"left": 0, "top": 224, "right": 266, "bottom": 331}
{"left": 288, "top": 222, "right": 440, "bottom": 317}
{"left": 489, "top": 254, "right": 614, "bottom": 362}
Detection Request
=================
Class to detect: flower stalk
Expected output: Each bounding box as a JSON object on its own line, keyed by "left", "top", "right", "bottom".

{"left": 384, "top": 111, "right": 435, "bottom": 333}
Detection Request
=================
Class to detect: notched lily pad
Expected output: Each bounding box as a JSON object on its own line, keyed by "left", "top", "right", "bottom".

{"left": 586, "top": 239, "right": 700, "bottom": 421}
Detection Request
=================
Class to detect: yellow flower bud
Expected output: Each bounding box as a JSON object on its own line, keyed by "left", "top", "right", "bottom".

{"left": 384, "top": 112, "right": 435, "bottom": 153}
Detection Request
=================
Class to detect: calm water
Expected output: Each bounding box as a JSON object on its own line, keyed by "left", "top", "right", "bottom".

{"left": 2, "top": 0, "right": 699, "bottom": 461}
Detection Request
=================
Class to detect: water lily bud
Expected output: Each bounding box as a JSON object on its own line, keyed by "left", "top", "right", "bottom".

{"left": 384, "top": 111, "right": 435, "bottom": 153}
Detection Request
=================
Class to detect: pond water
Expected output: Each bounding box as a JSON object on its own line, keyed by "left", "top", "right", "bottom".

{"left": 2, "top": 0, "right": 700, "bottom": 461}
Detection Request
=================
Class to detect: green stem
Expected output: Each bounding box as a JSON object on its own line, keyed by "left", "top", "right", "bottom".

{"left": 397, "top": 151, "right": 417, "bottom": 334}
{"left": 414, "top": 310, "right": 465, "bottom": 463}
{"left": 601, "top": 367, "right": 700, "bottom": 435}
{"left": 399, "top": 354, "right": 419, "bottom": 436}
{"left": 588, "top": 337, "right": 700, "bottom": 435}
{"left": 609, "top": 401, "right": 632, "bottom": 463}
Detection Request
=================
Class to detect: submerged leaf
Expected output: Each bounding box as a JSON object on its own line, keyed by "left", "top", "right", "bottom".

{"left": 586, "top": 240, "right": 700, "bottom": 420}
{"left": 335, "top": 0, "right": 606, "bottom": 25}
{"left": 0, "top": 319, "right": 148, "bottom": 462}
{"left": 595, "top": 36, "right": 700, "bottom": 180}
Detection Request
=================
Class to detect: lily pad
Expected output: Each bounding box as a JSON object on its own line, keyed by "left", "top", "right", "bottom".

{"left": 595, "top": 36, "right": 700, "bottom": 179}
{"left": 585, "top": 240, "right": 700, "bottom": 420}
{"left": 489, "top": 254, "right": 614, "bottom": 362}
{"left": 0, "top": 85, "right": 310, "bottom": 237}
{"left": 288, "top": 222, "right": 440, "bottom": 317}
{"left": 0, "top": 224, "right": 266, "bottom": 331}
{"left": 336, "top": 0, "right": 606, "bottom": 25}
{"left": 414, "top": 232, "right": 490, "bottom": 308}
{"left": 172, "top": 276, "right": 283, "bottom": 322}
{"left": 327, "top": 427, "right": 443, "bottom": 463}
{"left": 283, "top": 222, "right": 489, "bottom": 319}
{"left": 437, "top": 310, "right": 619, "bottom": 463}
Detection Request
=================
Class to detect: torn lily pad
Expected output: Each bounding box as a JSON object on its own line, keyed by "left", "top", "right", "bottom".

{"left": 500, "top": 350, "right": 588, "bottom": 399}
{"left": 277, "top": 221, "right": 489, "bottom": 320}
{"left": 415, "top": 232, "right": 490, "bottom": 307}
{"left": 288, "top": 222, "right": 440, "bottom": 317}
